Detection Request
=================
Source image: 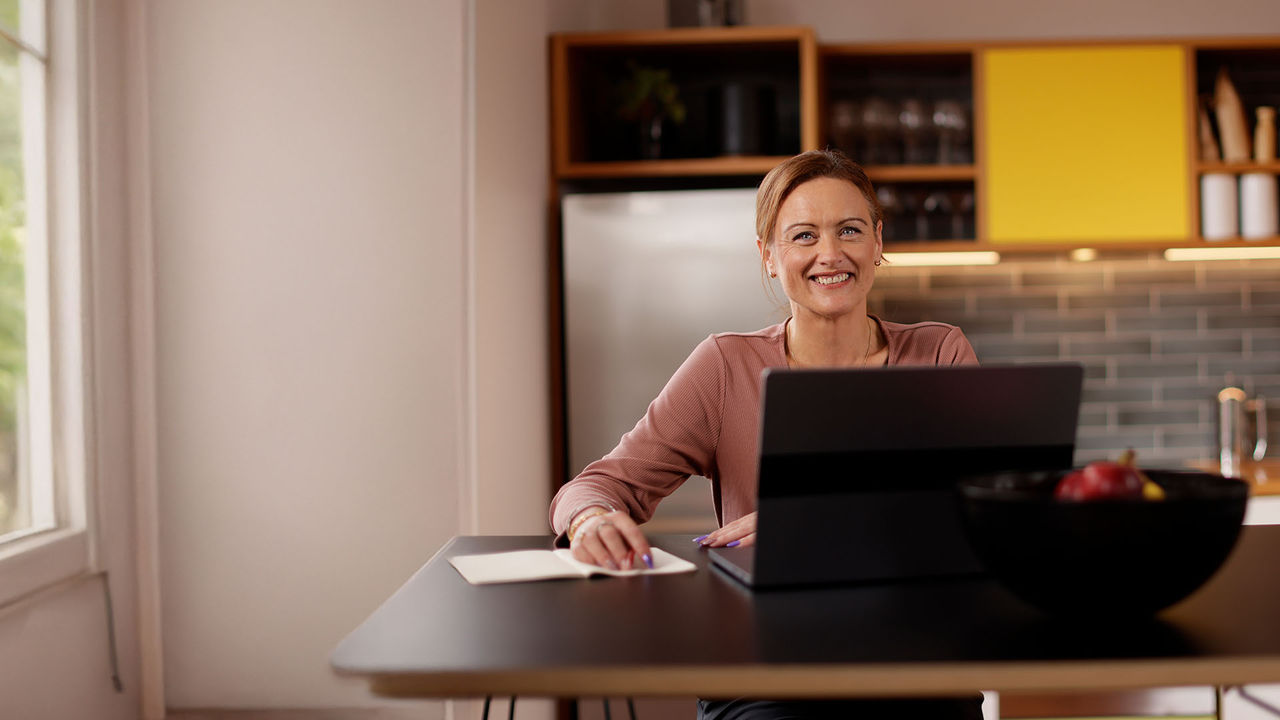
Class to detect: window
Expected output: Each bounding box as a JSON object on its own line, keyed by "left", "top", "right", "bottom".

{"left": 0, "top": 0, "right": 45, "bottom": 543}
{"left": 0, "top": 0, "right": 90, "bottom": 606}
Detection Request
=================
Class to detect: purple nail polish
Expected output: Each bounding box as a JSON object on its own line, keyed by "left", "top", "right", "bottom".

{"left": 693, "top": 535, "right": 708, "bottom": 543}
{"left": 642, "top": 553, "right": 654, "bottom": 569}
{"left": 726, "top": 540, "right": 740, "bottom": 548}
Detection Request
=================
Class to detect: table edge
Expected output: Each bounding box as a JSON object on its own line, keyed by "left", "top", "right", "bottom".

{"left": 346, "top": 657, "right": 1280, "bottom": 699}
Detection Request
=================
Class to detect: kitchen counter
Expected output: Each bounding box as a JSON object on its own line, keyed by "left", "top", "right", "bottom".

{"left": 1186, "top": 459, "right": 1280, "bottom": 497}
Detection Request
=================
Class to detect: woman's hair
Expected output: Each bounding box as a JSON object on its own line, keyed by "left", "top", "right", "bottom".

{"left": 755, "top": 148, "right": 882, "bottom": 246}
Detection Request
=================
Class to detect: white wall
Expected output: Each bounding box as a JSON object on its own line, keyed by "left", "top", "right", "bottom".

{"left": 471, "top": 0, "right": 553, "bottom": 534}
{"left": 148, "top": 0, "right": 466, "bottom": 710}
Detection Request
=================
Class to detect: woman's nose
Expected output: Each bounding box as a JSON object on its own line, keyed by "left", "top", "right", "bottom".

{"left": 815, "top": 234, "right": 843, "bottom": 261}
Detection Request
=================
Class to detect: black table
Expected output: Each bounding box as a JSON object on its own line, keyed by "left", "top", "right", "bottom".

{"left": 331, "top": 527, "right": 1280, "bottom": 699}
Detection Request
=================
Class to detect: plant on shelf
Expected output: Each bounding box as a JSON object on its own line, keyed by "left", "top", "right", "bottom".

{"left": 617, "top": 61, "right": 687, "bottom": 160}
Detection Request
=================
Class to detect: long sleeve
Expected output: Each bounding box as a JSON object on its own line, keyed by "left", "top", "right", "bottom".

{"left": 549, "top": 334, "right": 727, "bottom": 538}
{"left": 940, "top": 326, "right": 980, "bottom": 365}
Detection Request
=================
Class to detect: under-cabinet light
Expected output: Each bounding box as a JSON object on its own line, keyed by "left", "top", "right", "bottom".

{"left": 1163, "top": 246, "right": 1280, "bottom": 262}
{"left": 1070, "top": 248, "right": 1099, "bottom": 262}
{"left": 882, "top": 251, "right": 1001, "bottom": 267}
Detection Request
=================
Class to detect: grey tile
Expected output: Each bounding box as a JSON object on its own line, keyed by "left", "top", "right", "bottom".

{"left": 1158, "top": 337, "right": 1244, "bottom": 355}
{"left": 1203, "top": 265, "right": 1280, "bottom": 284}
{"left": 928, "top": 272, "right": 1014, "bottom": 290}
{"left": 1067, "top": 337, "right": 1152, "bottom": 357}
{"left": 1113, "top": 268, "right": 1197, "bottom": 286}
{"left": 1116, "top": 407, "right": 1202, "bottom": 427}
{"left": 1161, "top": 429, "right": 1215, "bottom": 455}
{"left": 1253, "top": 289, "right": 1280, "bottom": 307}
{"left": 1065, "top": 291, "right": 1149, "bottom": 310}
{"left": 1114, "top": 358, "right": 1200, "bottom": 380}
{"left": 1112, "top": 313, "right": 1198, "bottom": 333}
{"left": 1074, "top": 427, "right": 1157, "bottom": 451}
{"left": 975, "top": 293, "right": 1059, "bottom": 312}
{"left": 969, "top": 338, "right": 1061, "bottom": 361}
{"left": 1157, "top": 289, "right": 1243, "bottom": 309}
{"left": 1075, "top": 360, "right": 1109, "bottom": 380}
{"left": 1162, "top": 383, "right": 1221, "bottom": 403}
{"left": 1022, "top": 314, "right": 1107, "bottom": 334}
{"left": 1076, "top": 406, "right": 1111, "bottom": 428}
{"left": 1144, "top": 446, "right": 1212, "bottom": 466}
{"left": 952, "top": 316, "right": 1015, "bottom": 336}
{"left": 1207, "top": 357, "right": 1280, "bottom": 377}
{"left": 1249, "top": 380, "right": 1280, "bottom": 398}
{"left": 1254, "top": 336, "right": 1280, "bottom": 353}
{"left": 870, "top": 274, "right": 925, "bottom": 291}
{"left": 1206, "top": 311, "right": 1280, "bottom": 331}
{"left": 879, "top": 296, "right": 967, "bottom": 323}
{"left": 1023, "top": 270, "right": 1105, "bottom": 288}
{"left": 1082, "top": 383, "right": 1155, "bottom": 403}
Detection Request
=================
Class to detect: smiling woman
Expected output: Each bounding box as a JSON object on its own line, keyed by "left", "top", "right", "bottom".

{"left": 549, "top": 149, "right": 982, "bottom": 719}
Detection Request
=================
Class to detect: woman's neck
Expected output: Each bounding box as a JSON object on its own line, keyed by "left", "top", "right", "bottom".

{"left": 785, "top": 310, "right": 880, "bottom": 368}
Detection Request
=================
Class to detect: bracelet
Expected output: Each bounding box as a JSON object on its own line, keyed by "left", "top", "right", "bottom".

{"left": 567, "top": 506, "right": 612, "bottom": 544}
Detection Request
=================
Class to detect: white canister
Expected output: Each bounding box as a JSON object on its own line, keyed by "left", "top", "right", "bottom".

{"left": 1201, "top": 173, "right": 1238, "bottom": 240}
{"left": 1240, "top": 173, "right": 1279, "bottom": 240}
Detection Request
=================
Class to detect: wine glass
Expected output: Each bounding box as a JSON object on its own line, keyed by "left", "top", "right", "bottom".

{"left": 860, "top": 96, "right": 899, "bottom": 165}
{"left": 923, "top": 191, "right": 952, "bottom": 240}
{"left": 876, "top": 185, "right": 901, "bottom": 241}
{"left": 899, "top": 98, "right": 931, "bottom": 165}
{"left": 829, "top": 99, "right": 860, "bottom": 156}
{"left": 932, "top": 100, "right": 971, "bottom": 164}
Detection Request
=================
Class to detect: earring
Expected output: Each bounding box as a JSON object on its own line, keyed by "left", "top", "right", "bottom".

{"left": 874, "top": 259, "right": 882, "bottom": 266}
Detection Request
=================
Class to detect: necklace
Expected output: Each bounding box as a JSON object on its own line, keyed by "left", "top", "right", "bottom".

{"left": 787, "top": 316, "right": 878, "bottom": 368}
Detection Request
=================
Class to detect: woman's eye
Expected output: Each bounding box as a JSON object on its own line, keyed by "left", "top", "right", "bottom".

{"left": 840, "top": 226, "right": 860, "bottom": 236}
{"left": 792, "top": 231, "right": 816, "bottom": 243}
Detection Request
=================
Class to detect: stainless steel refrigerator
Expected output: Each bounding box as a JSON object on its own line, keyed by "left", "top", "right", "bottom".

{"left": 561, "top": 188, "right": 784, "bottom": 533}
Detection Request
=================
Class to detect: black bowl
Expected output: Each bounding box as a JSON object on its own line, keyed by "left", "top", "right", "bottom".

{"left": 958, "top": 469, "right": 1248, "bottom": 617}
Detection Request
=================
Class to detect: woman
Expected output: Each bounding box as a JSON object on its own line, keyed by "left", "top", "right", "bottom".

{"left": 550, "top": 149, "right": 982, "bottom": 718}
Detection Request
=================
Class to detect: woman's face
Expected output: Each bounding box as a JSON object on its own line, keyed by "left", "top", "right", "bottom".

{"left": 759, "top": 177, "right": 883, "bottom": 323}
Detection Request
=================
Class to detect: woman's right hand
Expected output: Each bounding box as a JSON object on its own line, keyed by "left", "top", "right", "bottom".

{"left": 569, "top": 508, "right": 653, "bottom": 570}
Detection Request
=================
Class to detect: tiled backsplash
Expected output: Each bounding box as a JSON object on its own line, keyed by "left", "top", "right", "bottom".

{"left": 868, "top": 254, "right": 1280, "bottom": 468}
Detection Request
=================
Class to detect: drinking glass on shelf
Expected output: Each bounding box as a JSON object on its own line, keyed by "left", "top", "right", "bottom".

{"left": 897, "top": 188, "right": 929, "bottom": 240}
{"left": 923, "top": 191, "right": 952, "bottom": 240}
{"left": 933, "top": 99, "right": 971, "bottom": 164}
{"left": 860, "top": 96, "right": 900, "bottom": 165}
{"left": 949, "top": 189, "right": 976, "bottom": 239}
{"left": 876, "top": 185, "right": 901, "bottom": 242}
{"left": 899, "top": 98, "right": 931, "bottom": 165}
{"left": 829, "top": 99, "right": 860, "bottom": 156}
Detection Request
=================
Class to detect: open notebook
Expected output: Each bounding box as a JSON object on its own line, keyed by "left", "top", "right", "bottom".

{"left": 450, "top": 547, "right": 695, "bottom": 585}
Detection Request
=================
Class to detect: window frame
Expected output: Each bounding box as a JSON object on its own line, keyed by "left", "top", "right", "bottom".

{"left": 0, "top": 0, "right": 94, "bottom": 608}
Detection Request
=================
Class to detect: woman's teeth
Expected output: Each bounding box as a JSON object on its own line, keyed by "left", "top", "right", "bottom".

{"left": 814, "top": 273, "right": 850, "bottom": 285}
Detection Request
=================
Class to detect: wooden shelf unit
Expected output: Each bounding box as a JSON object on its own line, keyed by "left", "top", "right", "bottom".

{"left": 549, "top": 30, "right": 1280, "bottom": 252}
{"left": 550, "top": 25, "right": 818, "bottom": 178}
{"left": 1188, "top": 38, "right": 1280, "bottom": 241}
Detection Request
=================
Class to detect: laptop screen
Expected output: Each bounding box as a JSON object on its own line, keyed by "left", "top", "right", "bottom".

{"left": 757, "top": 364, "right": 1085, "bottom": 498}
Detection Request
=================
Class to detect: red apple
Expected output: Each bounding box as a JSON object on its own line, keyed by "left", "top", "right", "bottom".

{"left": 1055, "top": 461, "right": 1145, "bottom": 501}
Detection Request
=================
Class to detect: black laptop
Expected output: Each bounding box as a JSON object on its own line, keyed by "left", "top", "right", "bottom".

{"left": 709, "top": 363, "right": 1084, "bottom": 589}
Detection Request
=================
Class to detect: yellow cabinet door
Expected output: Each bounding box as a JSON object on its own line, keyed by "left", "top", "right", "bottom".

{"left": 982, "top": 45, "right": 1190, "bottom": 243}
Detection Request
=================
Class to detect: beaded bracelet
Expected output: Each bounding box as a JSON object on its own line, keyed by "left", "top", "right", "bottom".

{"left": 567, "top": 506, "right": 612, "bottom": 544}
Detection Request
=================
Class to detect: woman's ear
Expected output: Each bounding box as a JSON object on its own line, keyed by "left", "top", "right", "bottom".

{"left": 757, "top": 237, "right": 776, "bottom": 277}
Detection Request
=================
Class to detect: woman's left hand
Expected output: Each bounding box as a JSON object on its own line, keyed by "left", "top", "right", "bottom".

{"left": 696, "top": 512, "right": 757, "bottom": 548}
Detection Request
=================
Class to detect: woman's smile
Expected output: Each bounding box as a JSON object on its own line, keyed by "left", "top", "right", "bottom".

{"left": 811, "top": 271, "right": 852, "bottom": 287}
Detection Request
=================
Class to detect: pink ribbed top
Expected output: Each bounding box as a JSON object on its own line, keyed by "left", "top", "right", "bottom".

{"left": 549, "top": 316, "right": 979, "bottom": 538}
